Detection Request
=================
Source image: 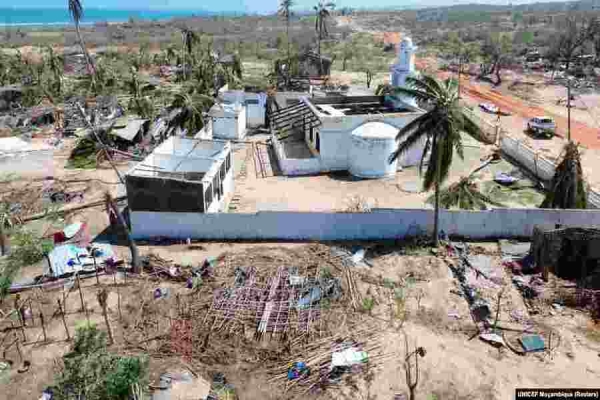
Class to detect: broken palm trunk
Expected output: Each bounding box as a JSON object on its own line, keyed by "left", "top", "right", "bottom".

{"left": 105, "top": 192, "right": 140, "bottom": 273}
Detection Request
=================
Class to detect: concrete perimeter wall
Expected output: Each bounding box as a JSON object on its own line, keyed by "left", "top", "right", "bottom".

{"left": 130, "top": 208, "right": 600, "bottom": 240}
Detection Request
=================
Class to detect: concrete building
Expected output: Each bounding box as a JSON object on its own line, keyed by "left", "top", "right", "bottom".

{"left": 270, "top": 95, "right": 427, "bottom": 177}
{"left": 125, "top": 136, "right": 234, "bottom": 216}
{"left": 219, "top": 90, "right": 267, "bottom": 128}
{"left": 208, "top": 102, "right": 247, "bottom": 140}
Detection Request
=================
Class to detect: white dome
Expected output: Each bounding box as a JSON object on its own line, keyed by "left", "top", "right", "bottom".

{"left": 351, "top": 121, "right": 398, "bottom": 140}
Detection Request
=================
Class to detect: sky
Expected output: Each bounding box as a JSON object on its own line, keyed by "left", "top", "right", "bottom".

{"left": 7, "top": 0, "right": 578, "bottom": 14}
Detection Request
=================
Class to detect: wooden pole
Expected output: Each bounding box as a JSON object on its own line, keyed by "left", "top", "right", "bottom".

{"left": 57, "top": 299, "right": 70, "bottom": 341}
{"left": 97, "top": 288, "right": 114, "bottom": 345}
{"left": 76, "top": 273, "right": 89, "bottom": 323}
{"left": 28, "top": 299, "right": 34, "bottom": 326}
{"left": 62, "top": 284, "right": 67, "bottom": 314}
{"left": 93, "top": 252, "right": 100, "bottom": 285}
{"left": 15, "top": 340, "right": 22, "bottom": 363}
{"left": 40, "top": 312, "right": 47, "bottom": 343}
{"left": 567, "top": 79, "right": 571, "bottom": 142}
{"left": 115, "top": 273, "right": 122, "bottom": 321}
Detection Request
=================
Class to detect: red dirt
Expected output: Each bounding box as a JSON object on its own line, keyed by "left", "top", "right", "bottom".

{"left": 432, "top": 64, "right": 600, "bottom": 149}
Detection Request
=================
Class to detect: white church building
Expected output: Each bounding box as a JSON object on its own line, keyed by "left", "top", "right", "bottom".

{"left": 270, "top": 37, "right": 429, "bottom": 178}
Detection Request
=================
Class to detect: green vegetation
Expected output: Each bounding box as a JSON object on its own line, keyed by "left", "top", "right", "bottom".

{"left": 0, "top": 226, "right": 53, "bottom": 299}
{"left": 362, "top": 296, "right": 375, "bottom": 313}
{"left": 53, "top": 322, "right": 149, "bottom": 400}
{"left": 428, "top": 177, "right": 506, "bottom": 210}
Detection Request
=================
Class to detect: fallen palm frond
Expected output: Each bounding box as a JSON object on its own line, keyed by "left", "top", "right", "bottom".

{"left": 428, "top": 177, "right": 506, "bottom": 210}
{"left": 541, "top": 141, "right": 587, "bottom": 209}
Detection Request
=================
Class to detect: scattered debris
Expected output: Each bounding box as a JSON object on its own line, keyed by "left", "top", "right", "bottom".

{"left": 287, "top": 362, "right": 310, "bottom": 381}
{"left": 479, "top": 332, "right": 505, "bottom": 347}
{"left": 494, "top": 172, "right": 519, "bottom": 185}
{"left": 512, "top": 275, "right": 544, "bottom": 299}
{"left": 331, "top": 347, "right": 369, "bottom": 367}
{"left": 46, "top": 242, "right": 116, "bottom": 278}
{"left": 154, "top": 287, "right": 171, "bottom": 300}
{"left": 152, "top": 371, "right": 210, "bottom": 400}
{"left": 519, "top": 334, "right": 545, "bottom": 352}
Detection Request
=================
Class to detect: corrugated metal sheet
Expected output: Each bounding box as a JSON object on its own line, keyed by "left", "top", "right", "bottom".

{"left": 112, "top": 119, "right": 147, "bottom": 142}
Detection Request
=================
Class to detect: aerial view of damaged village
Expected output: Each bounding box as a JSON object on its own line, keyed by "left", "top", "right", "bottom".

{"left": 3, "top": 0, "right": 600, "bottom": 398}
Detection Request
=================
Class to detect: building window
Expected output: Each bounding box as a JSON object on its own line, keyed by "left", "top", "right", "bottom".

{"left": 245, "top": 99, "right": 259, "bottom": 105}
{"left": 316, "top": 132, "right": 320, "bottom": 152}
{"left": 213, "top": 175, "right": 220, "bottom": 200}
{"left": 309, "top": 127, "right": 314, "bottom": 143}
{"left": 205, "top": 184, "right": 213, "bottom": 209}
{"left": 225, "top": 153, "right": 231, "bottom": 172}
{"left": 220, "top": 161, "right": 226, "bottom": 181}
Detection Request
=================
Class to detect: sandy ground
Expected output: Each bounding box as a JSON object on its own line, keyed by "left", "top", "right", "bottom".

{"left": 2, "top": 241, "right": 599, "bottom": 400}
{"left": 228, "top": 133, "right": 542, "bottom": 213}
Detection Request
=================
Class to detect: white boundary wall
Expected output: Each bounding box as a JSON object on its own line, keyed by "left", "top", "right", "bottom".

{"left": 499, "top": 134, "right": 600, "bottom": 208}
{"left": 130, "top": 208, "right": 600, "bottom": 240}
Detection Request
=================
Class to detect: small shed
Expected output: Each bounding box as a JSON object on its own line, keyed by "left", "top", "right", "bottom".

{"left": 208, "top": 103, "right": 247, "bottom": 140}
{"left": 531, "top": 224, "right": 600, "bottom": 284}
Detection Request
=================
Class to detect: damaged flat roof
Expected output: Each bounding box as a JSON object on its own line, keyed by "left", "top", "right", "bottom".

{"left": 127, "top": 136, "right": 229, "bottom": 180}
{"left": 307, "top": 95, "right": 421, "bottom": 116}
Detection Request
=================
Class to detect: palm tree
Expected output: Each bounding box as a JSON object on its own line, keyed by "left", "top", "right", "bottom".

{"left": 314, "top": 1, "right": 335, "bottom": 75}
{"left": 540, "top": 141, "right": 587, "bottom": 209}
{"left": 67, "top": 0, "right": 96, "bottom": 76}
{"left": 169, "top": 91, "right": 214, "bottom": 136}
{"left": 388, "top": 75, "right": 484, "bottom": 246}
{"left": 180, "top": 28, "right": 199, "bottom": 80}
{"left": 278, "top": 0, "right": 295, "bottom": 73}
{"left": 126, "top": 67, "right": 154, "bottom": 119}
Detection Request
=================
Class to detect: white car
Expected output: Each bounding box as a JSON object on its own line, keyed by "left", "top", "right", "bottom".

{"left": 479, "top": 103, "right": 499, "bottom": 114}
{"left": 527, "top": 117, "right": 556, "bottom": 138}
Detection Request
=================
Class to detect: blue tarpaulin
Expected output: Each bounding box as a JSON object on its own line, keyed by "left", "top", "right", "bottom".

{"left": 46, "top": 242, "right": 115, "bottom": 278}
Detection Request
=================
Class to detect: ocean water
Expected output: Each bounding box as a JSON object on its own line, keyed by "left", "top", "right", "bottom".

{"left": 0, "top": 8, "right": 212, "bottom": 27}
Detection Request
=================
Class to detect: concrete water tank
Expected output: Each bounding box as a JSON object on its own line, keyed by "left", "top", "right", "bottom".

{"left": 348, "top": 122, "right": 398, "bottom": 179}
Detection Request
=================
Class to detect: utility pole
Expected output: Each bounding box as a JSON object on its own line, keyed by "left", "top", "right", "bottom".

{"left": 567, "top": 79, "right": 572, "bottom": 142}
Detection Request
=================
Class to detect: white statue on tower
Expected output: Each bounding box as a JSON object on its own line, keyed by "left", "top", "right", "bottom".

{"left": 389, "top": 37, "right": 419, "bottom": 107}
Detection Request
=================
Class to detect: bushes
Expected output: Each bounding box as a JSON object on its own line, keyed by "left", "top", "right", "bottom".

{"left": 54, "top": 323, "right": 149, "bottom": 400}
{"left": 0, "top": 227, "right": 53, "bottom": 299}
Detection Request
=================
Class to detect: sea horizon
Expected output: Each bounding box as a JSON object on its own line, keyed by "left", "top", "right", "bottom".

{"left": 0, "top": 7, "right": 233, "bottom": 27}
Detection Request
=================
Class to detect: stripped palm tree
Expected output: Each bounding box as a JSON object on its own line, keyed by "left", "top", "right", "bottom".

{"left": 389, "top": 75, "right": 484, "bottom": 246}
{"left": 180, "top": 28, "right": 200, "bottom": 80}
{"left": 67, "top": 0, "right": 96, "bottom": 76}
{"left": 314, "top": 0, "right": 335, "bottom": 75}
{"left": 279, "top": 0, "right": 295, "bottom": 84}
{"left": 105, "top": 192, "right": 140, "bottom": 273}
{"left": 540, "top": 141, "right": 587, "bottom": 209}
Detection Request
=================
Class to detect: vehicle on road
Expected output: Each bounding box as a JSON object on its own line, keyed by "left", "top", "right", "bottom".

{"left": 527, "top": 116, "right": 555, "bottom": 138}
{"left": 479, "top": 103, "right": 499, "bottom": 114}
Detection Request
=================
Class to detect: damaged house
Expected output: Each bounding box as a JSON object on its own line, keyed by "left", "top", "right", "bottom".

{"left": 125, "top": 136, "right": 234, "bottom": 230}
{"left": 269, "top": 95, "right": 427, "bottom": 177}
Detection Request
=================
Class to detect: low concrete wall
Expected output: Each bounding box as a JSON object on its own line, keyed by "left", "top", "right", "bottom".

{"left": 272, "top": 134, "right": 321, "bottom": 176}
{"left": 130, "top": 208, "right": 600, "bottom": 240}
